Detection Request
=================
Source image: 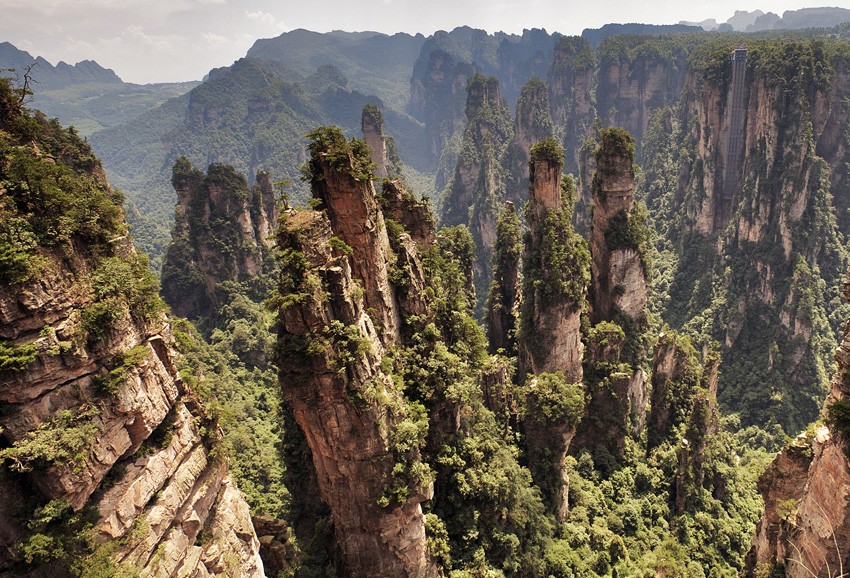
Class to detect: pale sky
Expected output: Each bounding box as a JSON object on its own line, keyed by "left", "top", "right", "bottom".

{"left": 1, "top": 0, "right": 848, "bottom": 84}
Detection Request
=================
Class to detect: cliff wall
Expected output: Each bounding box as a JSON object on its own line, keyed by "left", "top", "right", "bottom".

{"left": 0, "top": 82, "right": 263, "bottom": 577}
{"left": 277, "top": 128, "right": 438, "bottom": 577}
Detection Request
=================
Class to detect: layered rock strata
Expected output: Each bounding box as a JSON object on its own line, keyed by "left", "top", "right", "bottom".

{"left": 0, "top": 88, "right": 263, "bottom": 577}
{"left": 277, "top": 129, "right": 439, "bottom": 578}
{"left": 305, "top": 134, "right": 403, "bottom": 347}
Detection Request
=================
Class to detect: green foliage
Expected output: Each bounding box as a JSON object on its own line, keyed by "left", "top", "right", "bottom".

{"left": 551, "top": 36, "right": 595, "bottom": 72}
{"left": 825, "top": 398, "right": 850, "bottom": 436}
{"left": 361, "top": 103, "right": 383, "bottom": 131}
{"left": 422, "top": 226, "right": 484, "bottom": 352}
{"left": 303, "top": 126, "right": 377, "bottom": 183}
{"left": 328, "top": 236, "right": 353, "bottom": 256}
{"left": 604, "top": 202, "right": 653, "bottom": 276}
{"left": 12, "top": 493, "right": 145, "bottom": 577}
{"left": 486, "top": 204, "right": 522, "bottom": 354}
{"left": 94, "top": 344, "right": 150, "bottom": 395}
{"left": 526, "top": 202, "right": 590, "bottom": 307}
{"left": 0, "top": 340, "right": 38, "bottom": 372}
{"left": 0, "top": 78, "right": 132, "bottom": 287}
{"left": 172, "top": 306, "right": 289, "bottom": 519}
{"left": 518, "top": 181, "right": 590, "bottom": 368}
{"left": 81, "top": 253, "right": 165, "bottom": 342}
{"left": 440, "top": 72, "right": 514, "bottom": 311}
{"left": 522, "top": 372, "right": 585, "bottom": 428}
{"left": 380, "top": 399, "right": 434, "bottom": 508}
{"left": 0, "top": 208, "right": 44, "bottom": 283}
{"left": 0, "top": 407, "right": 99, "bottom": 472}
{"left": 425, "top": 513, "right": 452, "bottom": 569}
{"left": 690, "top": 36, "right": 844, "bottom": 96}
{"left": 596, "top": 126, "right": 636, "bottom": 165}
{"left": 529, "top": 137, "right": 565, "bottom": 171}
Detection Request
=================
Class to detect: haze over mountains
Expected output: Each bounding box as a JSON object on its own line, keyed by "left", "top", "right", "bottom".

{"left": 681, "top": 6, "right": 850, "bottom": 31}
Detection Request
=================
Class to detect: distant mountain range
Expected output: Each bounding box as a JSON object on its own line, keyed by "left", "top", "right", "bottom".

{"left": 3, "top": 7, "right": 850, "bottom": 272}
{"left": 0, "top": 42, "right": 197, "bottom": 136}
{"left": 680, "top": 6, "right": 850, "bottom": 32}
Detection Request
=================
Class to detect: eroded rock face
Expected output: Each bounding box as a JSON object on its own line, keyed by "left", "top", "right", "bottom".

{"left": 409, "top": 48, "right": 475, "bottom": 176}
{"left": 278, "top": 131, "right": 439, "bottom": 577}
{"left": 571, "top": 128, "right": 651, "bottom": 460}
{"left": 589, "top": 129, "right": 647, "bottom": 324}
{"left": 441, "top": 73, "right": 513, "bottom": 304}
{"left": 381, "top": 180, "right": 436, "bottom": 250}
{"left": 309, "top": 147, "right": 403, "bottom": 348}
{"left": 362, "top": 105, "right": 390, "bottom": 180}
{"left": 277, "top": 209, "right": 437, "bottom": 578}
{"left": 596, "top": 41, "right": 688, "bottom": 147}
{"left": 504, "top": 78, "right": 554, "bottom": 205}
{"left": 0, "top": 248, "right": 263, "bottom": 578}
{"left": 518, "top": 147, "right": 585, "bottom": 383}
{"left": 161, "top": 159, "right": 278, "bottom": 320}
{"left": 516, "top": 142, "right": 589, "bottom": 521}
{"left": 547, "top": 36, "right": 595, "bottom": 176}
{"left": 647, "top": 334, "right": 720, "bottom": 450}
{"left": 0, "top": 92, "right": 262, "bottom": 575}
{"left": 745, "top": 267, "right": 850, "bottom": 577}
{"left": 672, "top": 43, "right": 848, "bottom": 432}
{"left": 486, "top": 202, "right": 521, "bottom": 356}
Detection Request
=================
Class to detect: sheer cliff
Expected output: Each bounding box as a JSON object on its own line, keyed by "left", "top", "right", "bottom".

{"left": 746, "top": 267, "right": 850, "bottom": 577}
{"left": 0, "top": 79, "right": 263, "bottom": 578}
{"left": 161, "top": 158, "right": 278, "bottom": 323}
{"left": 659, "top": 38, "right": 850, "bottom": 432}
{"left": 440, "top": 73, "right": 513, "bottom": 305}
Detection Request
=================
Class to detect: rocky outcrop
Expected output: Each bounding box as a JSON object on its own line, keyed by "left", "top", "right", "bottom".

{"left": 363, "top": 104, "right": 391, "bottom": 180}
{"left": 647, "top": 332, "right": 719, "bottom": 450}
{"left": 547, "top": 36, "right": 595, "bottom": 176}
{"left": 594, "top": 35, "right": 690, "bottom": 151}
{"left": 517, "top": 140, "right": 588, "bottom": 382}
{"left": 305, "top": 131, "right": 403, "bottom": 347}
{"left": 277, "top": 128, "right": 438, "bottom": 578}
{"left": 745, "top": 267, "right": 850, "bottom": 577}
{"left": 252, "top": 516, "right": 297, "bottom": 578}
{"left": 408, "top": 27, "right": 557, "bottom": 182}
{"left": 409, "top": 47, "right": 475, "bottom": 177}
{"left": 503, "top": 78, "right": 555, "bottom": 205}
{"left": 0, "top": 87, "right": 263, "bottom": 577}
{"left": 516, "top": 139, "right": 589, "bottom": 520}
{"left": 574, "top": 322, "right": 635, "bottom": 461}
{"left": 441, "top": 74, "right": 513, "bottom": 304}
{"left": 362, "top": 104, "right": 404, "bottom": 181}
{"left": 380, "top": 180, "right": 436, "bottom": 250}
{"left": 161, "top": 158, "right": 278, "bottom": 321}
{"left": 589, "top": 128, "right": 648, "bottom": 324}
{"left": 571, "top": 128, "right": 651, "bottom": 460}
{"left": 673, "top": 391, "right": 718, "bottom": 514}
